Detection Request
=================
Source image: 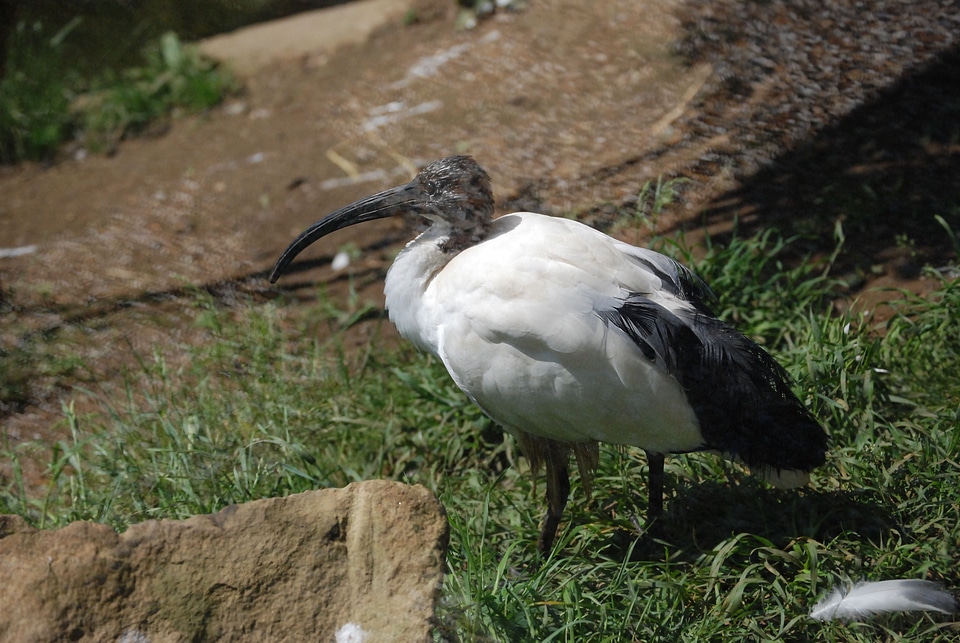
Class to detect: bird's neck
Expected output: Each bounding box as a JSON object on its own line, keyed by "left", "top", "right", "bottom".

{"left": 419, "top": 213, "right": 491, "bottom": 254}
{"left": 439, "top": 220, "right": 491, "bottom": 253}
{"left": 383, "top": 226, "right": 461, "bottom": 355}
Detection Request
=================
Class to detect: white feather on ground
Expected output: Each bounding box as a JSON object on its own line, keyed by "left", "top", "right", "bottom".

{"left": 810, "top": 579, "right": 958, "bottom": 622}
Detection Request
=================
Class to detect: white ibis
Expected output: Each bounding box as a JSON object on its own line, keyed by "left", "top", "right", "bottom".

{"left": 270, "top": 156, "right": 828, "bottom": 553}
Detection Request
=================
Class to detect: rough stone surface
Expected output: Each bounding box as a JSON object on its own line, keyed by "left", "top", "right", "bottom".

{"left": 0, "top": 481, "right": 448, "bottom": 642}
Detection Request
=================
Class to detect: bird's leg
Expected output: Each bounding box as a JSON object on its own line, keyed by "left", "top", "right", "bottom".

{"left": 645, "top": 450, "right": 665, "bottom": 524}
{"left": 538, "top": 440, "right": 571, "bottom": 554}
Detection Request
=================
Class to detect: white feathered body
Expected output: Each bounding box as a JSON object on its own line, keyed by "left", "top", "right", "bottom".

{"left": 385, "top": 212, "right": 705, "bottom": 452}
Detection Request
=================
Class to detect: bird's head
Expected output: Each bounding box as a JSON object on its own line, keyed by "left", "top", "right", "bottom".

{"left": 270, "top": 156, "right": 494, "bottom": 283}
{"left": 413, "top": 155, "right": 494, "bottom": 228}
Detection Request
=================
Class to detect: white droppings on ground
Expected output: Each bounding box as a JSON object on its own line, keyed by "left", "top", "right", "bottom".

{"left": 334, "top": 622, "right": 369, "bottom": 643}
{"left": 331, "top": 251, "right": 351, "bottom": 271}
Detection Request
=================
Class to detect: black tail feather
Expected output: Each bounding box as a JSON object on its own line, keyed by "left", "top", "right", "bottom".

{"left": 599, "top": 295, "right": 827, "bottom": 473}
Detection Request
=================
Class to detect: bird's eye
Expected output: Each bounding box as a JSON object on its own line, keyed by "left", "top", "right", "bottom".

{"left": 424, "top": 180, "right": 439, "bottom": 196}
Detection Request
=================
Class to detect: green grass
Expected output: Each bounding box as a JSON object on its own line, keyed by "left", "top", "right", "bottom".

{"left": 2, "top": 227, "right": 959, "bottom": 641}
{"left": 0, "top": 20, "right": 78, "bottom": 163}
{"left": 0, "top": 24, "right": 235, "bottom": 163}
{"left": 77, "top": 31, "right": 236, "bottom": 154}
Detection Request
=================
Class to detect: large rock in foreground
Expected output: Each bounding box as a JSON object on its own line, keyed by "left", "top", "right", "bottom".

{"left": 0, "top": 481, "right": 448, "bottom": 642}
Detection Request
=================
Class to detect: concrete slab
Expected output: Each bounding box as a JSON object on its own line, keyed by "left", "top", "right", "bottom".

{"left": 198, "top": 0, "right": 413, "bottom": 75}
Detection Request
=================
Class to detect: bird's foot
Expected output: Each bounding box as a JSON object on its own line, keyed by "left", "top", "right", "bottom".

{"left": 607, "top": 515, "right": 667, "bottom": 561}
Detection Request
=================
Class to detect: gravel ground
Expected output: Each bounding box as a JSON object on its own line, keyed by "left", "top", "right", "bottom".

{"left": 535, "top": 0, "right": 960, "bottom": 284}
{"left": 673, "top": 0, "right": 960, "bottom": 276}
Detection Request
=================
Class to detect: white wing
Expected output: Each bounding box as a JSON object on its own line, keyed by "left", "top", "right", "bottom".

{"left": 420, "top": 213, "right": 704, "bottom": 450}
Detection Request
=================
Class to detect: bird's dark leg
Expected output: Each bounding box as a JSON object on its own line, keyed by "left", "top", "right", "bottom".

{"left": 538, "top": 441, "right": 571, "bottom": 554}
{"left": 645, "top": 450, "right": 665, "bottom": 524}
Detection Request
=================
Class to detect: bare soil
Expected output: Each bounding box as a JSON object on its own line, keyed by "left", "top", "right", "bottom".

{"left": 1, "top": 0, "right": 958, "bottom": 490}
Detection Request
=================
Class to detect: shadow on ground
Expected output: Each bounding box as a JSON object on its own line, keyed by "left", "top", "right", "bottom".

{"left": 699, "top": 46, "right": 960, "bottom": 283}
{"left": 601, "top": 477, "right": 896, "bottom": 564}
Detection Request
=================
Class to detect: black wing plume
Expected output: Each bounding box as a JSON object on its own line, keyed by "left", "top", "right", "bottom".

{"left": 599, "top": 295, "right": 827, "bottom": 472}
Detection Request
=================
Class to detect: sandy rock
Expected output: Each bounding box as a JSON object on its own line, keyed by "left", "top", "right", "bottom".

{"left": 0, "top": 481, "right": 448, "bottom": 642}
{"left": 198, "top": 0, "right": 414, "bottom": 76}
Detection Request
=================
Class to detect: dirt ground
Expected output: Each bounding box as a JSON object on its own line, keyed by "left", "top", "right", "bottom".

{"left": 1, "top": 0, "right": 958, "bottom": 489}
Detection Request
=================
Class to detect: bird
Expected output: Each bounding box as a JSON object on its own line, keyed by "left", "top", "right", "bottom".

{"left": 270, "top": 155, "right": 828, "bottom": 553}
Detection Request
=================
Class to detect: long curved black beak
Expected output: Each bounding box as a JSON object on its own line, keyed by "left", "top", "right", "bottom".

{"left": 269, "top": 181, "right": 421, "bottom": 283}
